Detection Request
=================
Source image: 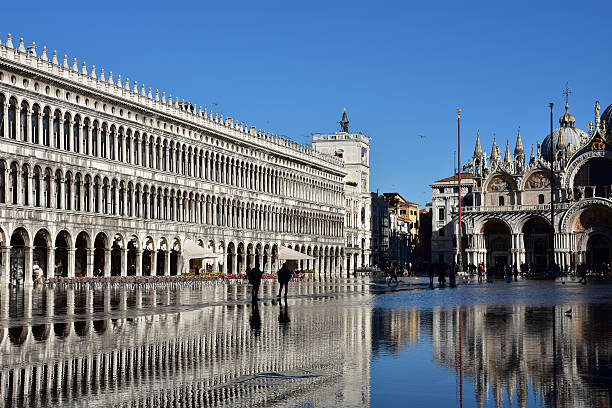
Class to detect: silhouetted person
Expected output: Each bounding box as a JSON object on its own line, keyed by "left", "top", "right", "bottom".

{"left": 578, "top": 263, "right": 587, "bottom": 284}
{"left": 128, "top": 264, "right": 135, "bottom": 276}
{"left": 249, "top": 265, "right": 263, "bottom": 301}
{"left": 513, "top": 265, "right": 518, "bottom": 281}
{"left": 449, "top": 263, "right": 457, "bottom": 287}
{"left": 277, "top": 262, "right": 291, "bottom": 298}
{"left": 438, "top": 263, "right": 446, "bottom": 287}
{"left": 388, "top": 264, "right": 399, "bottom": 286}
{"left": 478, "top": 263, "right": 484, "bottom": 283}
{"left": 428, "top": 264, "right": 435, "bottom": 287}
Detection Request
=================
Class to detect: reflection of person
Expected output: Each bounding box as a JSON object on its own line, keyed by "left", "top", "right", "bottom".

{"left": 277, "top": 262, "right": 291, "bottom": 298}
{"left": 249, "top": 265, "right": 263, "bottom": 301}
{"left": 249, "top": 302, "right": 262, "bottom": 336}
{"left": 278, "top": 298, "right": 290, "bottom": 333}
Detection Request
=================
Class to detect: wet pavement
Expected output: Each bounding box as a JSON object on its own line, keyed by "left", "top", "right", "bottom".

{"left": 0, "top": 278, "right": 611, "bottom": 407}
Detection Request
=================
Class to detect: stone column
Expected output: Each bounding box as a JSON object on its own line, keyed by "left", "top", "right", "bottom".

{"left": 1, "top": 101, "right": 7, "bottom": 138}
{"left": 135, "top": 250, "right": 142, "bottom": 276}
{"left": 103, "top": 248, "right": 111, "bottom": 277}
{"left": 67, "top": 248, "right": 75, "bottom": 278}
{"left": 36, "top": 113, "right": 42, "bottom": 144}
{"left": 24, "top": 246, "right": 33, "bottom": 285}
{"left": 121, "top": 248, "right": 128, "bottom": 277}
{"left": 231, "top": 253, "right": 237, "bottom": 275}
{"left": 151, "top": 250, "right": 158, "bottom": 276}
{"left": 165, "top": 250, "right": 170, "bottom": 276}
{"left": 47, "top": 247, "right": 55, "bottom": 279}
{"left": 257, "top": 254, "right": 263, "bottom": 270}
{"left": 1, "top": 246, "right": 10, "bottom": 285}
{"left": 87, "top": 249, "right": 94, "bottom": 277}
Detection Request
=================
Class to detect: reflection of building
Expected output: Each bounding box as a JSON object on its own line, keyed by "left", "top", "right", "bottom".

{"left": 372, "top": 307, "right": 421, "bottom": 355}
{"left": 0, "top": 284, "right": 373, "bottom": 406}
{"left": 427, "top": 304, "right": 612, "bottom": 408}
{"left": 0, "top": 34, "right": 346, "bottom": 285}
{"left": 431, "top": 93, "right": 612, "bottom": 272}
{"left": 312, "top": 110, "right": 372, "bottom": 272}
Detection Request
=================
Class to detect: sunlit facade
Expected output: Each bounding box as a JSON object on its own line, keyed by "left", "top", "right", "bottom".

{"left": 0, "top": 34, "right": 347, "bottom": 284}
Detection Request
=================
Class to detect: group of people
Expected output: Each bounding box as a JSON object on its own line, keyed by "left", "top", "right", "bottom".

{"left": 246, "top": 261, "right": 293, "bottom": 302}
{"left": 427, "top": 262, "right": 458, "bottom": 288}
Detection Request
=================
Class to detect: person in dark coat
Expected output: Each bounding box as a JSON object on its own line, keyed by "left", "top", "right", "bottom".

{"left": 249, "top": 265, "right": 263, "bottom": 301}
{"left": 277, "top": 262, "right": 291, "bottom": 298}
{"left": 428, "top": 264, "right": 435, "bottom": 288}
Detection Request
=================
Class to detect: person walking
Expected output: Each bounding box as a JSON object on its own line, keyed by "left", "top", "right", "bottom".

{"left": 449, "top": 263, "right": 457, "bottom": 287}
{"left": 248, "top": 265, "right": 263, "bottom": 302}
{"left": 388, "top": 264, "right": 399, "bottom": 286}
{"left": 429, "top": 264, "right": 435, "bottom": 288}
{"left": 277, "top": 262, "right": 291, "bottom": 298}
{"left": 477, "top": 263, "right": 484, "bottom": 283}
{"left": 438, "top": 263, "right": 446, "bottom": 287}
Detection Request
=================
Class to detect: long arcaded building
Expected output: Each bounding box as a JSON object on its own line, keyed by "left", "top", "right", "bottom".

{"left": 0, "top": 34, "right": 347, "bottom": 284}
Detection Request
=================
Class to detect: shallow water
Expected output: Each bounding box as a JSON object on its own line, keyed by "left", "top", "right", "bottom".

{"left": 0, "top": 278, "right": 611, "bottom": 407}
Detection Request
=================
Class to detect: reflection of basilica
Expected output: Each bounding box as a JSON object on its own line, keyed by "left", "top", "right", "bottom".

{"left": 443, "top": 93, "right": 612, "bottom": 272}
{"left": 428, "top": 305, "right": 612, "bottom": 408}
{"left": 0, "top": 282, "right": 372, "bottom": 407}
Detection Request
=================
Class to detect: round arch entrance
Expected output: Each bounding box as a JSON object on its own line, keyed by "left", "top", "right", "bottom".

{"left": 571, "top": 206, "right": 612, "bottom": 269}
{"left": 482, "top": 220, "right": 511, "bottom": 276}
{"left": 586, "top": 234, "right": 612, "bottom": 269}
{"left": 522, "top": 218, "right": 551, "bottom": 273}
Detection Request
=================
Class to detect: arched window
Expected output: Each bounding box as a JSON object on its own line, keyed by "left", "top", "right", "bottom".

{"left": 498, "top": 196, "right": 505, "bottom": 206}
{"left": 538, "top": 194, "right": 544, "bottom": 204}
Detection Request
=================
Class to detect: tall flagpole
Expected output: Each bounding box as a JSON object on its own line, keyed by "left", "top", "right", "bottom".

{"left": 549, "top": 102, "right": 555, "bottom": 272}
{"left": 457, "top": 108, "right": 463, "bottom": 274}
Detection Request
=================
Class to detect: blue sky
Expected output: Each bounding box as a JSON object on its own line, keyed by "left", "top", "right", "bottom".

{"left": 5, "top": 0, "right": 611, "bottom": 205}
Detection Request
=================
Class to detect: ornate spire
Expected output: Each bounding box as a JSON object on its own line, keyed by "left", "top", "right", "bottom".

{"left": 514, "top": 126, "right": 524, "bottom": 156}
{"left": 595, "top": 100, "right": 601, "bottom": 129}
{"left": 504, "top": 138, "right": 512, "bottom": 163}
{"left": 490, "top": 135, "right": 499, "bottom": 161}
{"left": 557, "top": 128, "right": 565, "bottom": 149}
{"left": 529, "top": 145, "right": 535, "bottom": 164}
{"left": 473, "top": 130, "right": 483, "bottom": 158}
{"left": 339, "top": 108, "right": 349, "bottom": 133}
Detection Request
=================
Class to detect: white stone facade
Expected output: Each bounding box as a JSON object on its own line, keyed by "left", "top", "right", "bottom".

{"left": 312, "top": 114, "right": 372, "bottom": 273}
{"left": 0, "top": 34, "right": 347, "bottom": 285}
{"left": 431, "top": 97, "right": 612, "bottom": 274}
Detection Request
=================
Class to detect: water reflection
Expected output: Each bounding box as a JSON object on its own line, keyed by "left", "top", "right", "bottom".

{"left": 0, "top": 280, "right": 372, "bottom": 407}
{"left": 370, "top": 287, "right": 612, "bottom": 408}
{"left": 2, "top": 281, "right": 612, "bottom": 407}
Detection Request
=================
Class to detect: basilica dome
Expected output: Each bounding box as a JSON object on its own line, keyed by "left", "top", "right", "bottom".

{"left": 541, "top": 102, "right": 589, "bottom": 161}
{"left": 601, "top": 103, "right": 612, "bottom": 129}
{"left": 541, "top": 127, "right": 589, "bottom": 161}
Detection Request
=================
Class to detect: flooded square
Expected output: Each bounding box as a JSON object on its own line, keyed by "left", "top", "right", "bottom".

{"left": 1, "top": 278, "right": 611, "bottom": 407}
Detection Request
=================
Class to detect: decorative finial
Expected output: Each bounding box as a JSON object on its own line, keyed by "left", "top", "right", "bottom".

{"left": 18, "top": 38, "right": 26, "bottom": 52}
{"left": 116, "top": 74, "right": 121, "bottom": 87}
{"left": 91, "top": 65, "right": 97, "bottom": 78}
{"left": 109, "top": 72, "right": 115, "bottom": 85}
{"left": 563, "top": 81, "right": 572, "bottom": 112}
{"left": 52, "top": 50, "right": 58, "bottom": 65}
{"left": 100, "top": 68, "right": 106, "bottom": 81}
{"left": 125, "top": 78, "right": 130, "bottom": 90}
{"left": 155, "top": 89, "right": 159, "bottom": 101}
{"left": 27, "top": 42, "right": 37, "bottom": 57}
{"left": 72, "top": 57, "right": 78, "bottom": 71}
{"left": 6, "top": 34, "right": 14, "bottom": 49}
{"left": 456, "top": 108, "right": 462, "bottom": 117}
{"left": 41, "top": 46, "right": 48, "bottom": 61}
{"left": 63, "top": 54, "right": 68, "bottom": 68}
